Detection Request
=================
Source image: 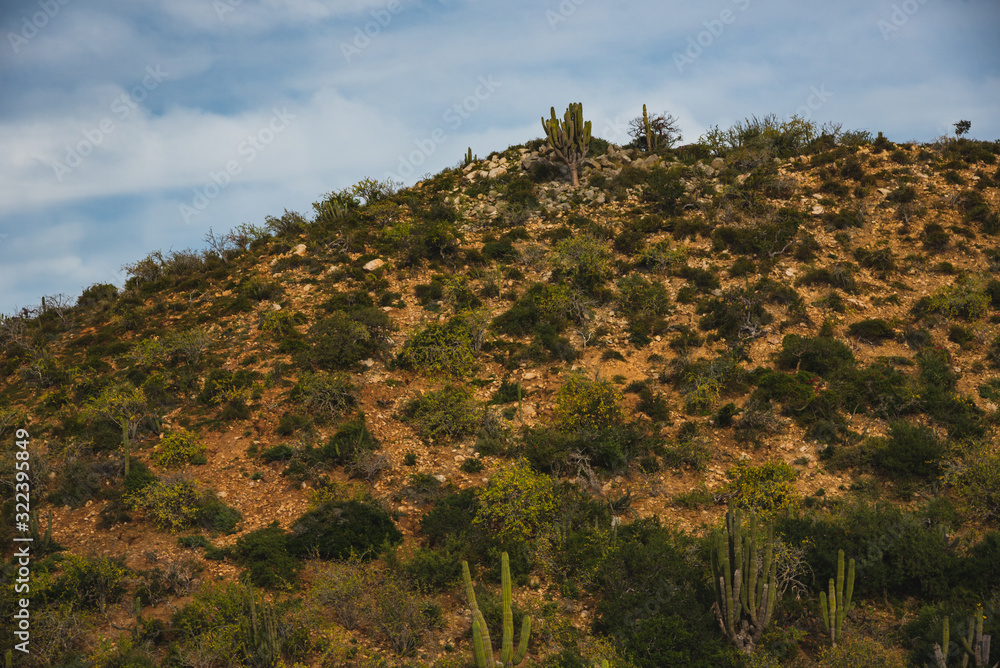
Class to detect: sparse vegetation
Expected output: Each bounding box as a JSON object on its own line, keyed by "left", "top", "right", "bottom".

{"left": 4, "top": 115, "right": 1000, "bottom": 668}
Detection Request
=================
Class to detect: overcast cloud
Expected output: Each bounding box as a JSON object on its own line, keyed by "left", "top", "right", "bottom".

{"left": 1, "top": 0, "right": 998, "bottom": 315}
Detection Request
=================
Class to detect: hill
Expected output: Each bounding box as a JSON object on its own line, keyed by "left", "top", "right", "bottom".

{"left": 2, "top": 113, "right": 1000, "bottom": 668}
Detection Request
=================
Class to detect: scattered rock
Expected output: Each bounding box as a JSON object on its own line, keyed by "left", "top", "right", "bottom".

{"left": 293, "top": 244, "right": 307, "bottom": 256}
{"left": 710, "top": 157, "right": 726, "bottom": 170}
{"left": 363, "top": 259, "right": 385, "bottom": 272}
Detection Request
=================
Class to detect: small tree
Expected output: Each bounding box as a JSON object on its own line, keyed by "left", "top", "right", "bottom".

{"left": 954, "top": 120, "right": 972, "bottom": 137}
{"left": 84, "top": 384, "right": 149, "bottom": 476}
{"left": 628, "top": 107, "right": 683, "bottom": 150}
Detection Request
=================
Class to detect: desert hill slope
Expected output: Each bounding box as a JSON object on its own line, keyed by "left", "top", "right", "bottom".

{"left": 2, "top": 115, "right": 1000, "bottom": 668}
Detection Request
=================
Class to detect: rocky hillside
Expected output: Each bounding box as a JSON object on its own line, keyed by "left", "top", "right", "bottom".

{"left": 2, "top": 117, "right": 1000, "bottom": 668}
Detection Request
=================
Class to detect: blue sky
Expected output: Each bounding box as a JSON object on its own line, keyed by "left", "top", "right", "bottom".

{"left": 2, "top": 0, "right": 998, "bottom": 316}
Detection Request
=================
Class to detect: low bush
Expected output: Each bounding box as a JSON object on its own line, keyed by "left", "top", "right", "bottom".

{"left": 846, "top": 318, "right": 896, "bottom": 343}
{"left": 399, "top": 385, "right": 481, "bottom": 442}
{"left": 290, "top": 370, "right": 357, "bottom": 420}
{"left": 778, "top": 501, "right": 958, "bottom": 600}
{"left": 549, "top": 234, "right": 614, "bottom": 294}
{"left": 473, "top": 459, "right": 556, "bottom": 544}
{"left": 725, "top": 461, "right": 798, "bottom": 518}
{"left": 553, "top": 375, "right": 626, "bottom": 431}
{"left": 396, "top": 312, "right": 487, "bottom": 376}
{"left": 321, "top": 414, "right": 380, "bottom": 465}
{"left": 42, "top": 554, "right": 130, "bottom": 613}
{"left": 697, "top": 287, "right": 773, "bottom": 341}
{"left": 153, "top": 430, "right": 207, "bottom": 468}
{"left": 943, "top": 439, "right": 1000, "bottom": 523}
{"left": 593, "top": 517, "right": 740, "bottom": 668}
{"left": 912, "top": 274, "right": 990, "bottom": 321}
{"left": 303, "top": 309, "right": 393, "bottom": 370}
{"left": 126, "top": 478, "right": 241, "bottom": 533}
{"left": 870, "top": 420, "right": 944, "bottom": 481}
{"left": 288, "top": 499, "right": 402, "bottom": 560}
{"left": 231, "top": 521, "right": 301, "bottom": 589}
{"left": 660, "top": 422, "right": 711, "bottom": 471}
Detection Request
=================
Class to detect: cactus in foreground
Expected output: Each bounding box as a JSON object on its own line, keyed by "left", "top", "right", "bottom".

{"left": 541, "top": 103, "right": 592, "bottom": 187}
{"left": 5, "top": 649, "right": 12, "bottom": 668}
{"left": 710, "top": 504, "right": 778, "bottom": 653}
{"left": 819, "top": 549, "right": 855, "bottom": 647}
{"left": 245, "top": 591, "right": 281, "bottom": 667}
{"left": 463, "top": 552, "right": 531, "bottom": 667}
{"left": 934, "top": 605, "right": 997, "bottom": 668}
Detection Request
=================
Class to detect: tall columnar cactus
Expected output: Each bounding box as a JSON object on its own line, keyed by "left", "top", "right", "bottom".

{"left": 541, "top": 103, "right": 592, "bottom": 187}
{"left": 934, "top": 606, "right": 997, "bottom": 668}
{"left": 245, "top": 591, "right": 281, "bottom": 667}
{"left": 819, "top": 549, "right": 855, "bottom": 647}
{"left": 464, "top": 147, "right": 476, "bottom": 166}
{"left": 710, "top": 504, "right": 778, "bottom": 653}
{"left": 462, "top": 553, "right": 531, "bottom": 667}
{"left": 642, "top": 104, "right": 655, "bottom": 152}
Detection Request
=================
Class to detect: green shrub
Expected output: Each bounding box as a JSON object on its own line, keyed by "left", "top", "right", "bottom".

{"left": 846, "top": 318, "right": 895, "bottom": 343}
{"left": 854, "top": 246, "right": 896, "bottom": 272}
{"left": 303, "top": 309, "right": 392, "bottom": 370}
{"left": 419, "top": 488, "right": 479, "bottom": 548}
{"left": 321, "top": 414, "right": 380, "bottom": 465}
{"left": 549, "top": 234, "right": 614, "bottom": 293}
{"left": 231, "top": 521, "right": 301, "bottom": 589}
{"left": 725, "top": 461, "right": 798, "bottom": 519}
{"left": 711, "top": 213, "right": 800, "bottom": 260}
{"left": 473, "top": 458, "right": 556, "bottom": 544}
{"left": 396, "top": 312, "right": 486, "bottom": 376}
{"left": 553, "top": 375, "right": 625, "bottom": 431}
{"left": 913, "top": 274, "right": 990, "bottom": 320}
{"left": 922, "top": 222, "right": 950, "bottom": 252}
{"left": 126, "top": 479, "right": 240, "bottom": 533}
{"left": 492, "top": 282, "right": 583, "bottom": 337}
{"left": 697, "top": 287, "right": 773, "bottom": 341}
{"left": 795, "top": 263, "right": 858, "bottom": 293}
{"left": 401, "top": 546, "right": 463, "bottom": 592}
{"left": 399, "top": 385, "right": 481, "bottom": 442}
{"left": 775, "top": 334, "right": 855, "bottom": 377}
{"left": 777, "top": 501, "right": 957, "bottom": 600}
{"left": 153, "top": 430, "right": 206, "bottom": 468}
{"left": 288, "top": 499, "right": 402, "bottom": 560}
{"left": 593, "top": 517, "right": 740, "bottom": 668}
{"left": 43, "top": 554, "right": 131, "bottom": 612}
{"left": 261, "top": 444, "right": 294, "bottom": 462}
{"left": 661, "top": 422, "right": 711, "bottom": 471}
{"left": 170, "top": 582, "right": 307, "bottom": 668}
{"left": 943, "top": 440, "right": 1000, "bottom": 523}
{"left": 291, "top": 370, "right": 356, "bottom": 420}
{"left": 870, "top": 420, "right": 944, "bottom": 481}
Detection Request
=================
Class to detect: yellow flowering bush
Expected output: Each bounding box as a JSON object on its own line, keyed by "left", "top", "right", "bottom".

{"left": 474, "top": 459, "right": 556, "bottom": 544}
{"left": 554, "top": 375, "right": 626, "bottom": 431}
{"left": 153, "top": 430, "right": 207, "bottom": 469}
